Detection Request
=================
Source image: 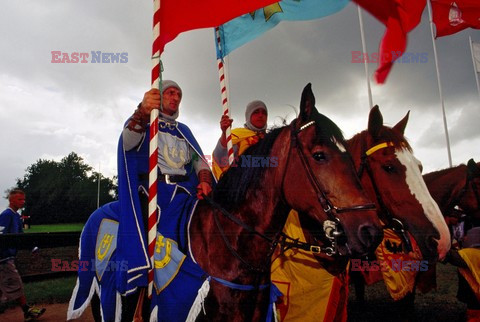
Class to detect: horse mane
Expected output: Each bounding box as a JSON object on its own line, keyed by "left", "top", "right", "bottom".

{"left": 311, "top": 109, "right": 346, "bottom": 145}
{"left": 213, "top": 110, "right": 346, "bottom": 210}
{"left": 423, "top": 163, "right": 466, "bottom": 182}
{"left": 213, "top": 126, "right": 284, "bottom": 210}
{"left": 348, "top": 125, "right": 412, "bottom": 153}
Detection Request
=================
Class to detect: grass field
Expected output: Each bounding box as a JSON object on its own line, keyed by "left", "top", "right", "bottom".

{"left": 25, "top": 223, "right": 84, "bottom": 233}
{"left": 24, "top": 276, "right": 77, "bottom": 304}
{"left": 347, "top": 263, "right": 467, "bottom": 321}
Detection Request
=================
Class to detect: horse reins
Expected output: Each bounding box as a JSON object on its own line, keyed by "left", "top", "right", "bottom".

{"left": 203, "top": 121, "right": 344, "bottom": 273}
{"left": 203, "top": 194, "right": 339, "bottom": 271}
{"left": 357, "top": 141, "right": 413, "bottom": 252}
{"left": 289, "top": 121, "right": 377, "bottom": 255}
{"left": 202, "top": 119, "right": 380, "bottom": 277}
{"left": 202, "top": 194, "right": 276, "bottom": 274}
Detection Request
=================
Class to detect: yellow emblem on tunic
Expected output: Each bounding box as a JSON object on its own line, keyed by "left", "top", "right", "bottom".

{"left": 163, "top": 145, "right": 186, "bottom": 169}
{"left": 97, "top": 233, "right": 114, "bottom": 261}
{"left": 154, "top": 235, "right": 172, "bottom": 269}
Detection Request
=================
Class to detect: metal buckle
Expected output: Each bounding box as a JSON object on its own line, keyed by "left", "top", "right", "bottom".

{"left": 323, "top": 220, "right": 337, "bottom": 240}
{"left": 165, "top": 174, "right": 173, "bottom": 185}
{"left": 310, "top": 245, "right": 322, "bottom": 254}
{"left": 390, "top": 218, "right": 405, "bottom": 233}
{"left": 324, "top": 247, "right": 335, "bottom": 257}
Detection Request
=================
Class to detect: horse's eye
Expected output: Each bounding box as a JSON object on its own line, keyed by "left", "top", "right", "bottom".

{"left": 312, "top": 151, "right": 326, "bottom": 162}
{"left": 382, "top": 164, "right": 396, "bottom": 173}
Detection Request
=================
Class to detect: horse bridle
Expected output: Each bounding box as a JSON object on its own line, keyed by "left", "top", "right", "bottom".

{"left": 286, "top": 121, "right": 376, "bottom": 256}
{"left": 357, "top": 141, "right": 413, "bottom": 252}
{"left": 203, "top": 120, "right": 379, "bottom": 276}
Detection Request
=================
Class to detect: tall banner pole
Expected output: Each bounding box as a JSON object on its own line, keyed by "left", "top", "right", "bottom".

{"left": 357, "top": 6, "right": 373, "bottom": 109}
{"left": 215, "top": 27, "right": 235, "bottom": 165}
{"left": 469, "top": 36, "right": 480, "bottom": 101}
{"left": 427, "top": 0, "right": 452, "bottom": 167}
{"left": 148, "top": 0, "right": 161, "bottom": 297}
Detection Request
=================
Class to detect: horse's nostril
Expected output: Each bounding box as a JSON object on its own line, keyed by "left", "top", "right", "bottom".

{"left": 358, "top": 224, "right": 383, "bottom": 249}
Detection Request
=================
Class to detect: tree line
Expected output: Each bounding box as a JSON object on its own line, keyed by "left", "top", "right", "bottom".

{"left": 9, "top": 152, "right": 117, "bottom": 224}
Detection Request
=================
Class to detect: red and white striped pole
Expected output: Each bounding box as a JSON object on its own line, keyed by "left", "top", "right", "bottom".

{"left": 215, "top": 27, "right": 234, "bottom": 166}
{"left": 148, "top": 0, "right": 161, "bottom": 297}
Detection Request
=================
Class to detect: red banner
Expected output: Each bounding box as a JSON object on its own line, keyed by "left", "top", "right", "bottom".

{"left": 431, "top": 0, "right": 480, "bottom": 37}
{"left": 155, "top": 0, "right": 278, "bottom": 54}
{"left": 354, "top": 0, "right": 426, "bottom": 84}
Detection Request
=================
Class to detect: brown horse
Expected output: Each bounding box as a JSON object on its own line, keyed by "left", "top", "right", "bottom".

{"left": 424, "top": 159, "right": 480, "bottom": 226}
{"left": 301, "top": 106, "right": 450, "bottom": 268}
{"left": 292, "top": 106, "right": 450, "bottom": 320}
{"left": 187, "top": 84, "right": 383, "bottom": 321}
{"left": 347, "top": 107, "right": 451, "bottom": 315}
{"left": 348, "top": 106, "right": 450, "bottom": 261}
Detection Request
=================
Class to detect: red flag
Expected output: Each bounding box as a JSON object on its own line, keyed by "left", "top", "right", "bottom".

{"left": 154, "top": 0, "right": 278, "bottom": 54}
{"left": 353, "top": 0, "right": 427, "bottom": 84}
{"left": 431, "top": 0, "right": 480, "bottom": 37}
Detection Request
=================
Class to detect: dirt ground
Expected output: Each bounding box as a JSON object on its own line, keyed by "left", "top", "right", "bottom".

{"left": 0, "top": 303, "right": 95, "bottom": 322}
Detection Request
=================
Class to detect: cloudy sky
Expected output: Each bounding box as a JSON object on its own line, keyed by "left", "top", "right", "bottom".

{"left": 1, "top": 1, "right": 479, "bottom": 209}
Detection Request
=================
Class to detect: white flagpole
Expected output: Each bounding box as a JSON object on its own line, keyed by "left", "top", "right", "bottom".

{"left": 427, "top": 0, "right": 452, "bottom": 167}
{"left": 357, "top": 6, "right": 373, "bottom": 109}
{"left": 469, "top": 36, "right": 480, "bottom": 101}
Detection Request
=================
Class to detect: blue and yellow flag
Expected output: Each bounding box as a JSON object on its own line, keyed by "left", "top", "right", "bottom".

{"left": 216, "top": 0, "right": 350, "bottom": 58}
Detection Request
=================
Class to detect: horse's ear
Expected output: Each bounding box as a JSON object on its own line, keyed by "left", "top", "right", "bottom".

{"left": 393, "top": 110, "right": 410, "bottom": 135}
{"left": 299, "top": 83, "right": 316, "bottom": 122}
{"left": 368, "top": 105, "right": 383, "bottom": 138}
{"left": 467, "top": 158, "right": 480, "bottom": 178}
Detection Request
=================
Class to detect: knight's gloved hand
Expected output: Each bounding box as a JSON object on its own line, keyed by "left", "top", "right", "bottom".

{"left": 220, "top": 115, "right": 233, "bottom": 133}
{"left": 197, "top": 182, "right": 212, "bottom": 200}
{"left": 197, "top": 169, "right": 213, "bottom": 199}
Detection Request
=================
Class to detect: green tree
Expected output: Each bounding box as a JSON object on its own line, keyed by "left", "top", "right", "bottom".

{"left": 15, "top": 152, "right": 117, "bottom": 224}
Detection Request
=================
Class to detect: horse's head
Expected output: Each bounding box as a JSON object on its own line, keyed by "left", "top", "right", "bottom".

{"left": 348, "top": 106, "right": 450, "bottom": 261}
{"left": 459, "top": 159, "right": 480, "bottom": 222}
{"left": 279, "top": 84, "right": 383, "bottom": 258}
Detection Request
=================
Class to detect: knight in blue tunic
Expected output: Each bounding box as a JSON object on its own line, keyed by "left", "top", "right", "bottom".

{"left": 117, "top": 80, "right": 213, "bottom": 321}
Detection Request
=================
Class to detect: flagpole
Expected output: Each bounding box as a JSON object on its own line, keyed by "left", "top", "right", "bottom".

{"left": 357, "top": 6, "right": 373, "bottom": 109}
{"left": 469, "top": 36, "right": 480, "bottom": 101}
{"left": 215, "top": 27, "right": 235, "bottom": 165}
{"left": 148, "top": 0, "right": 161, "bottom": 297}
{"left": 427, "top": 0, "right": 452, "bottom": 167}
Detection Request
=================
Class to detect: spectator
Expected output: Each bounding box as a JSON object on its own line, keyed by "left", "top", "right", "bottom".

{"left": 0, "top": 189, "right": 45, "bottom": 321}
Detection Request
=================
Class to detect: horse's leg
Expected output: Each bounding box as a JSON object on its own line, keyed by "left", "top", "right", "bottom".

{"left": 90, "top": 293, "right": 101, "bottom": 322}
{"left": 350, "top": 270, "right": 366, "bottom": 303}
{"left": 196, "top": 284, "right": 270, "bottom": 322}
{"left": 395, "top": 289, "right": 416, "bottom": 321}
{"left": 457, "top": 272, "right": 480, "bottom": 320}
{"left": 121, "top": 292, "right": 137, "bottom": 322}
{"left": 119, "top": 289, "right": 151, "bottom": 322}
